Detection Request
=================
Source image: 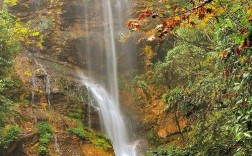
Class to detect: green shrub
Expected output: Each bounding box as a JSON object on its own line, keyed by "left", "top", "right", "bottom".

{"left": 0, "top": 126, "right": 20, "bottom": 149}
{"left": 38, "top": 145, "right": 47, "bottom": 155}
{"left": 37, "top": 122, "right": 52, "bottom": 134}
{"left": 93, "top": 133, "right": 112, "bottom": 151}
{"left": 68, "top": 128, "right": 86, "bottom": 140}
{"left": 146, "top": 146, "right": 194, "bottom": 156}
{"left": 36, "top": 122, "right": 52, "bottom": 155}
{"left": 39, "top": 133, "right": 52, "bottom": 145}
{"left": 147, "top": 130, "right": 161, "bottom": 145}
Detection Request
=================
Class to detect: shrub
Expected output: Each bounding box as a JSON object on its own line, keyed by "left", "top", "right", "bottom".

{"left": 36, "top": 122, "right": 52, "bottom": 155}
{"left": 146, "top": 146, "right": 194, "bottom": 156}
{"left": 38, "top": 146, "right": 47, "bottom": 155}
{"left": 93, "top": 133, "right": 113, "bottom": 151}
{"left": 147, "top": 130, "right": 161, "bottom": 145}
{"left": 68, "top": 128, "right": 86, "bottom": 140}
{"left": 37, "top": 122, "right": 52, "bottom": 134}
{"left": 0, "top": 126, "right": 20, "bottom": 149}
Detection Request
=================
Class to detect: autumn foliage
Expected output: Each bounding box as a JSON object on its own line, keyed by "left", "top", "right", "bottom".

{"left": 127, "top": 0, "right": 252, "bottom": 155}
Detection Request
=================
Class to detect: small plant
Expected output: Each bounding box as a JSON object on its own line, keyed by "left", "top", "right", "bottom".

{"left": 68, "top": 128, "right": 86, "bottom": 140}
{"left": 38, "top": 146, "right": 47, "bottom": 155}
{"left": 93, "top": 133, "right": 113, "bottom": 151}
{"left": 0, "top": 125, "right": 20, "bottom": 149}
{"left": 37, "top": 122, "right": 52, "bottom": 134}
{"left": 147, "top": 129, "right": 161, "bottom": 145}
{"left": 36, "top": 122, "right": 52, "bottom": 155}
{"left": 146, "top": 146, "right": 194, "bottom": 156}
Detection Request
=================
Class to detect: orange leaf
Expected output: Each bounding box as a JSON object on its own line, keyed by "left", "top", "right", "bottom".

{"left": 220, "top": 50, "right": 228, "bottom": 58}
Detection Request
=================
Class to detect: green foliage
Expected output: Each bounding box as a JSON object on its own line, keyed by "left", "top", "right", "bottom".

{"left": 4, "top": 0, "right": 17, "bottom": 5}
{"left": 36, "top": 122, "right": 52, "bottom": 155}
{"left": 93, "top": 133, "right": 113, "bottom": 151}
{"left": 67, "top": 108, "right": 83, "bottom": 119}
{"left": 37, "top": 122, "right": 52, "bottom": 134}
{"left": 0, "top": 6, "right": 19, "bottom": 74}
{"left": 82, "top": 126, "right": 113, "bottom": 151}
{"left": 146, "top": 146, "right": 194, "bottom": 156}
{"left": 215, "top": 1, "right": 252, "bottom": 51}
{"left": 68, "top": 127, "right": 86, "bottom": 140}
{"left": 147, "top": 130, "right": 161, "bottom": 145}
{"left": 67, "top": 119, "right": 86, "bottom": 140}
{"left": 39, "top": 133, "right": 52, "bottom": 145}
{"left": 0, "top": 126, "right": 20, "bottom": 149}
{"left": 0, "top": 5, "right": 17, "bottom": 126}
{"left": 131, "top": 1, "right": 252, "bottom": 152}
{"left": 0, "top": 78, "right": 14, "bottom": 125}
{"left": 38, "top": 146, "right": 47, "bottom": 155}
{"left": 0, "top": 0, "right": 34, "bottom": 127}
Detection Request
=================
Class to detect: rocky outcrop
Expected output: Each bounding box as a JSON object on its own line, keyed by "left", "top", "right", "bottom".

{"left": 7, "top": 0, "right": 112, "bottom": 155}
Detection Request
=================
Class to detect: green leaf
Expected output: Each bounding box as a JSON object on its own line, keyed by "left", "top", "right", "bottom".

{"left": 3, "top": 0, "right": 17, "bottom": 6}
{"left": 244, "top": 133, "right": 252, "bottom": 138}
{"left": 225, "top": 19, "right": 233, "bottom": 28}
{"left": 149, "top": 7, "right": 154, "bottom": 11}
{"left": 165, "top": 5, "right": 171, "bottom": 9}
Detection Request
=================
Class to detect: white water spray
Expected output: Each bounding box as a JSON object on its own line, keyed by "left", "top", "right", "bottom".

{"left": 80, "top": 0, "right": 137, "bottom": 155}
{"left": 80, "top": 76, "right": 136, "bottom": 156}
{"left": 33, "top": 58, "right": 51, "bottom": 107}
{"left": 53, "top": 133, "right": 61, "bottom": 155}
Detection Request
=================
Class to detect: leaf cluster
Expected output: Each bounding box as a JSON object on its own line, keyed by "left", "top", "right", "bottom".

{"left": 36, "top": 122, "right": 52, "bottom": 155}
{"left": 0, "top": 125, "right": 20, "bottom": 149}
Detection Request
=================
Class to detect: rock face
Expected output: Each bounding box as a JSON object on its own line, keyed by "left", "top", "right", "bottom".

{"left": 6, "top": 0, "right": 111, "bottom": 155}
{"left": 7, "top": 0, "right": 185, "bottom": 155}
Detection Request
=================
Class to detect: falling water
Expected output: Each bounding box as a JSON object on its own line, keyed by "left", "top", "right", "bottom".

{"left": 53, "top": 134, "right": 61, "bottom": 155}
{"left": 87, "top": 88, "right": 93, "bottom": 129}
{"left": 33, "top": 58, "right": 51, "bottom": 107}
{"left": 30, "top": 66, "right": 36, "bottom": 105}
{"left": 80, "top": 76, "right": 136, "bottom": 156}
{"left": 80, "top": 0, "right": 137, "bottom": 155}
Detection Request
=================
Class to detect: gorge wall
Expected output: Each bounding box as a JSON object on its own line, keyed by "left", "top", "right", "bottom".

{"left": 3, "top": 0, "right": 186, "bottom": 155}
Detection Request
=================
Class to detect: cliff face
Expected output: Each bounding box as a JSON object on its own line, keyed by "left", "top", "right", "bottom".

{"left": 6, "top": 0, "right": 186, "bottom": 155}
{"left": 3, "top": 0, "right": 112, "bottom": 155}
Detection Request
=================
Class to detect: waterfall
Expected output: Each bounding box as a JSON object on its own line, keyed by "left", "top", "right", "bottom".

{"left": 80, "top": 0, "right": 137, "bottom": 155}
{"left": 80, "top": 76, "right": 136, "bottom": 156}
{"left": 53, "top": 134, "right": 61, "bottom": 155}
{"left": 33, "top": 58, "right": 51, "bottom": 107}
{"left": 31, "top": 66, "right": 36, "bottom": 105}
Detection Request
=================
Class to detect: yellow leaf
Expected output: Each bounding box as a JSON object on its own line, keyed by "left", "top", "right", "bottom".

{"left": 24, "top": 71, "right": 32, "bottom": 76}
{"left": 200, "top": 21, "right": 206, "bottom": 27}
{"left": 174, "top": 16, "right": 181, "bottom": 21}
{"left": 181, "top": 8, "right": 187, "bottom": 12}
{"left": 247, "top": 9, "right": 252, "bottom": 15}
{"left": 217, "top": 7, "right": 225, "bottom": 15}
{"left": 203, "top": 17, "right": 210, "bottom": 23}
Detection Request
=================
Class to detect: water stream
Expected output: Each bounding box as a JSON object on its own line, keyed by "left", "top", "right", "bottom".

{"left": 33, "top": 58, "right": 51, "bottom": 107}
{"left": 80, "top": 0, "right": 137, "bottom": 155}
{"left": 53, "top": 133, "right": 61, "bottom": 155}
{"left": 30, "top": 66, "right": 36, "bottom": 105}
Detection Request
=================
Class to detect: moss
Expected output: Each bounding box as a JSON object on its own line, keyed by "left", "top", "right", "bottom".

{"left": 67, "top": 119, "right": 87, "bottom": 140}
{"left": 93, "top": 134, "right": 113, "bottom": 151}
{"left": 67, "top": 108, "right": 83, "bottom": 119}
{"left": 147, "top": 129, "right": 161, "bottom": 145}
{"left": 68, "top": 127, "right": 86, "bottom": 140}
{"left": 86, "top": 131, "right": 113, "bottom": 151}
{"left": 67, "top": 119, "right": 112, "bottom": 151}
